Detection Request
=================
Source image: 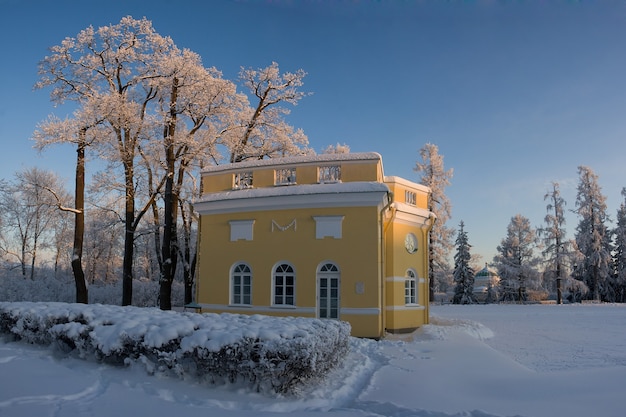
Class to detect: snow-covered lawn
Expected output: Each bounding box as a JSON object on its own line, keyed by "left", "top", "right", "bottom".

{"left": 1, "top": 303, "right": 625, "bottom": 417}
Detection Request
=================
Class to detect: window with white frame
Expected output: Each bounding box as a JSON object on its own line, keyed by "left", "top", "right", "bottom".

{"left": 405, "top": 190, "right": 417, "bottom": 206}
{"left": 318, "top": 263, "right": 340, "bottom": 319}
{"left": 231, "top": 263, "right": 252, "bottom": 305}
{"left": 405, "top": 269, "right": 417, "bottom": 305}
{"left": 273, "top": 263, "right": 295, "bottom": 306}
{"left": 318, "top": 165, "right": 341, "bottom": 183}
{"left": 275, "top": 167, "right": 296, "bottom": 185}
{"left": 233, "top": 171, "right": 253, "bottom": 189}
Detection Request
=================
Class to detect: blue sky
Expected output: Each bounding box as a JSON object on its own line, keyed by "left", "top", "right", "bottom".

{"left": 1, "top": 0, "right": 625, "bottom": 263}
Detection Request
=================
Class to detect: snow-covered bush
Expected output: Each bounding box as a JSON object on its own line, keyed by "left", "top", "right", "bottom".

{"left": 0, "top": 302, "right": 350, "bottom": 394}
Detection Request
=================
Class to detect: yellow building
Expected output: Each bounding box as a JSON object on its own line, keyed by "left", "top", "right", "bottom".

{"left": 194, "top": 152, "right": 434, "bottom": 338}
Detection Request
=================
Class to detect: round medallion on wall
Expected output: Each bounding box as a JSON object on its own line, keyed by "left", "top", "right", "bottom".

{"left": 404, "top": 233, "right": 418, "bottom": 254}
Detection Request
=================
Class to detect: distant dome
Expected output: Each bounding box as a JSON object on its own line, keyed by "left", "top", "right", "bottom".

{"left": 473, "top": 263, "right": 500, "bottom": 301}
{"left": 475, "top": 264, "right": 498, "bottom": 278}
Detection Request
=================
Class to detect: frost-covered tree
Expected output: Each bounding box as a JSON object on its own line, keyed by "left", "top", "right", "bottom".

{"left": 452, "top": 221, "right": 475, "bottom": 304}
{"left": 225, "top": 62, "right": 311, "bottom": 163}
{"left": 322, "top": 143, "right": 351, "bottom": 154}
{"left": 152, "top": 60, "right": 311, "bottom": 308}
{"left": 573, "top": 166, "right": 614, "bottom": 301}
{"left": 32, "top": 109, "right": 106, "bottom": 303}
{"left": 36, "top": 17, "right": 311, "bottom": 308}
{"left": 414, "top": 143, "right": 454, "bottom": 299}
{"left": 613, "top": 188, "right": 626, "bottom": 303}
{"left": 35, "top": 17, "right": 180, "bottom": 305}
{"left": 148, "top": 48, "right": 243, "bottom": 309}
{"left": 81, "top": 195, "right": 124, "bottom": 285}
{"left": 0, "top": 168, "right": 68, "bottom": 280}
{"left": 540, "top": 182, "right": 570, "bottom": 304}
{"left": 494, "top": 214, "right": 540, "bottom": 302}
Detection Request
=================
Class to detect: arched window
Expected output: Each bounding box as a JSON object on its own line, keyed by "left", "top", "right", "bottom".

{"left": 231, "top": 263, "right": 252, "bottom": 305}
{"left": 317, "top": 262, "right": 340, "bottom": 319}
{"left": 273, "top": 263, "right": 295, "bottom": 306}
{"left": 405, "top": 269, "right": 417, "bottom": 305}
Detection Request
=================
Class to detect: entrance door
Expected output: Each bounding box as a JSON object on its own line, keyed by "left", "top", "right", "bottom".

{"left": 318, "top": 263, "right": 340, "bottom": 319}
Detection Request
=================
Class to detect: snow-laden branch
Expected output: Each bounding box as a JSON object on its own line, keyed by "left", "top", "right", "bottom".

{"left": 40, "top": 186, "right": 82, "bottom": 214}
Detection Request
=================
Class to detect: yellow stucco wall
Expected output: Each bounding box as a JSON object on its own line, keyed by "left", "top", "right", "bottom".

{"left": 202, "top": 172, "right": 233, "bottom": 194}
{"left": 195, "top": 153, "right": 432, "bottom": 338}
{"left": 385, "top": 177, "right": 430, "bottom": 208}
{"left": 295, "top": 165, "right": 317, "bottom": 184}
{"left": 196, "top": 205, "right": 385, "bottom": 338}
{"left": 341, "top": 160, "right": 382, "bottom": 182}
{"left": 254, "top": 169, "right": 275, "bottom": 188}
{"left": 382, "top": 218, "right": 430, "bottom": 332}
{"left": 202, "top": 158, "right": 383, "bottom": 194}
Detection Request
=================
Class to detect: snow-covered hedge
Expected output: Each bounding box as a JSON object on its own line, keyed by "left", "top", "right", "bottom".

{"left": 0, "top": 302, "right": 351, "bottom": 394}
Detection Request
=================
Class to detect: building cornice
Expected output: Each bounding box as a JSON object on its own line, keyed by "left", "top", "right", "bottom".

{"left": 384, "top": 176, "right": 431, "bottom": 193}
{"left": 195, "top": 182, "right": 390, "bottom": 215}
{"left": 392, "top": 202, "right": 434, "bottom": 224}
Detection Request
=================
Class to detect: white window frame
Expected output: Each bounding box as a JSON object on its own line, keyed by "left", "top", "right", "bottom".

{"left": 273, "top": 263, "right": 296, "bottom": 307}
{"left": 405, "top": 269, "right": 417, "bottom": 305}
{"left": 231, "top": 263, "right": 252, "bottom": 305}
{"left": 317, "top": 262, "right": 340, "bottom": 319}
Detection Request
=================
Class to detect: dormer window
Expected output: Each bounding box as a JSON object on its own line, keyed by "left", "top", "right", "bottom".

{"left": 405, "top": 190, "right": 416, "bottom": 206}
{"left": 275, "top": 168, "right": 296, "bottom": 185}
{"left": 318, "top": 165, "right": 341, "bottom": 183}
{"left": 233, "top": 171, "right": 253, "bottom": 189}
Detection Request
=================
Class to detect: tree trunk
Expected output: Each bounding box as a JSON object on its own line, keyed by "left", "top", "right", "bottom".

{"left": 159, "top": 79, "right": 178, "bottom": 310}
{"left": 30, "top": 241, "right": 36, "bottom": 281}
{"left": 593, "top": 264, "right": 600, "bottom": 301}
{"left": 72, "top": 132, "right": 88, "bottom": 303}
{"left": 20, "top": 246, "right": 27, "bottom": 278}
{"left": 122, "top": 164, "right": 136, "bottom": 306}
{"left": 179, "top": 200, "right": 195, "bottom": 305}
{"left": 122, "top": 210, "right": 135, "bottom": 306}
{"left": 150, "top": 194, "right": 163, "bottom": 275}
{"left": 184, "top": 255, "right": 195, "bottom": 305}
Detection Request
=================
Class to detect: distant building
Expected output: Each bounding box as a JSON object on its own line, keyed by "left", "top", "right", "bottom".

{"left": 473, "top": 264, "right": 500, "bottom": 303}
{"left": 193, "top": 152, "right": 435, "bottom": 338}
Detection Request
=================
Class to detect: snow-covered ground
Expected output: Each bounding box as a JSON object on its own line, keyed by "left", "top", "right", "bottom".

{"left": 1, "top": 303, "right": 624, "bottom": 417}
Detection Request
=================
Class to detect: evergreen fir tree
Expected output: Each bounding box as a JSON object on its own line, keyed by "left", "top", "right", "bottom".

{"left": 494, "top": 214, "right": 540, "bottom": 303}
{"left": 612, "top": 188, "right": 626, "bottom": 302}
{"left": 452, "top": 221, "right": 476, "bottom": 304}
{"left": 574, "top": 166, "right": 614, "bottom": 301}
{"left": 540, "top": 182, "right": 570, "bottom": 304}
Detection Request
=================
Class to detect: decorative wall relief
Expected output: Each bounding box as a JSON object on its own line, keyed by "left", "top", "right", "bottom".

{"left": 271, "top": 219, "right": 297, "bottom": 232}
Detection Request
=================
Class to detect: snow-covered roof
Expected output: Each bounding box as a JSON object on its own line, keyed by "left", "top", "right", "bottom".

{"left": 201, "top": 152, "right": 383, "bottom": 174}
{"left": 476, "top": 264, "right": 499, "bottom": 277}
{"left": 384, "top": 176, "right": 431, "bottom": 193}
